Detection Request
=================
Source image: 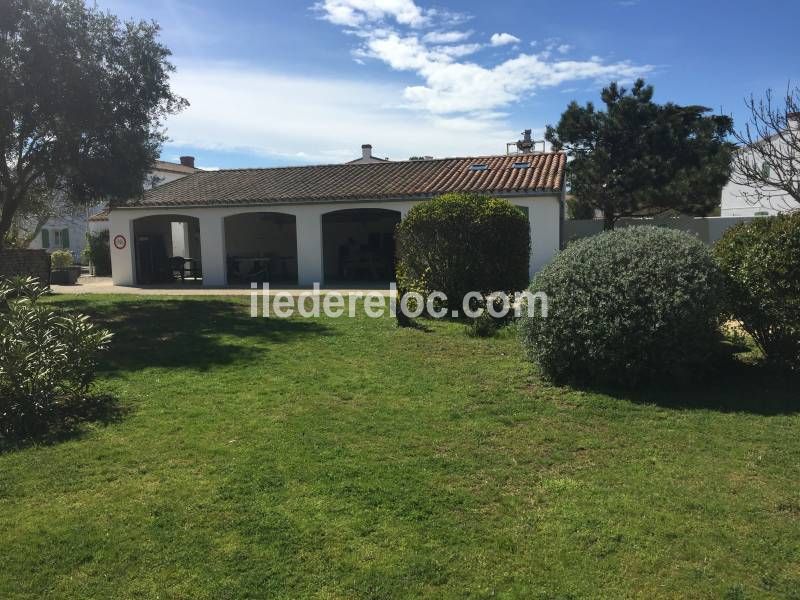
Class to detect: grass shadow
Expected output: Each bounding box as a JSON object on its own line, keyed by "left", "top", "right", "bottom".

{"left": 397, "top": 318, "right": 432, "bottom": 332}
{"left": 576, "top": 347, "right": 800, "bottom": 416}
{"left": 49, "top": 297, "right": 333, "bottom": 374}
{"left": 0, "top": 393, "right": 126, "bottom": 453}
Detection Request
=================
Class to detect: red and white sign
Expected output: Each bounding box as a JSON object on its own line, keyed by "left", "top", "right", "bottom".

{"left": 113, "top": 235, "right": 127, "bottom": 250}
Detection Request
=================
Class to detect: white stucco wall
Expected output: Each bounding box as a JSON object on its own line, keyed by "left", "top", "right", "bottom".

{"left": 88, "top": 219, "right": 110, "bottom": 234}
{"left": 109, "top": 195, "right": 562, "bottom": 287}
{"left": 720, "top": 176, "right": 799, "bottom": 216}
{"left": 721, "top": 137, "right": 800, "bottom": 216}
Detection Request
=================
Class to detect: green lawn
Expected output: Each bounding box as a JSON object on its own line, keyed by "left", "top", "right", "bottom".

{"left": 1, "top": 295, "right": 799, "bottom": 599}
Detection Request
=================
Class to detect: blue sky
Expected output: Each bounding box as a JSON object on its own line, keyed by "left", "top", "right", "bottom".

{"left": 98, "top": 0, "right": 800, "bottom": 169}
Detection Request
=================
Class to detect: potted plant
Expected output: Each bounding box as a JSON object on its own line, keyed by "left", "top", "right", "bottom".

{"left": 50, "top": 250, "right": 82, "bottom": 285}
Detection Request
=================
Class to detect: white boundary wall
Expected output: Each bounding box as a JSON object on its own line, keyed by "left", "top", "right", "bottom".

{"left": 563, "top": 216, "right": 756, "bottom": 246}
{"left": 109, "top": 195, "right": 561, "bottom": 287}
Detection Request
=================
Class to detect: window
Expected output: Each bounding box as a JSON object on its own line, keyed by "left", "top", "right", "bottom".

{"left": 513, "top": 162, "right": 530, "bottom": 169}
{"left": 53, "top": 230, "right": 61, "bottom": 247}
{"left": 761, "top": 162, "right": 771, "bottom": 179}
{"left": 469, "top": 164, "right": 488, "bottom": 172}
{"left": 41, "top": 229, "right": 50, "bottom": 248}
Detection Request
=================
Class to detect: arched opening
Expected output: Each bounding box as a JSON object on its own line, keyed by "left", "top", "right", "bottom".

{"left": 133, "top": 215, "right": 202, "bottom": 284}
{"left": 224, "top": 212, "right": 298, "bottom": 285}
{"left": 322, "top": 208, "right": 401, "bottom": 284}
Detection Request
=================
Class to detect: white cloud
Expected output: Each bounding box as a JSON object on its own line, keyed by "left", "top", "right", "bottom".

{"left": 357, "top": 31, "right": 651, "bottom": 114}
{"left": 313, "top": 0, "right": 430, "bottom": 27}
{"left": 422, "top": 30, "right": 472, "bottom": 44}
{"left": 432, "top": 43, "right": 482, "bottom": 58}
{"left": 490, "top": 33, "right": 521, "bottom": 47}
{"left": 316, "top": 0, "right": 653, "bottom": 117}
{"left": 163, "top": 62, "right": 517, "bottom": 163}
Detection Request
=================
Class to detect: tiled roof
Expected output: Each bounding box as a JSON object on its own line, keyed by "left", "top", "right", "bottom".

{"left": 122, "top": 153, "right": 566, "bottom": 208}
{"left": 346, "top": 155, "right": 389, "bottom": 163}
{"left": 88, "top": 208, "right": 110, "bottom": 221}
{"left": 153, "top": 160, "right": 201, "bottom": 175}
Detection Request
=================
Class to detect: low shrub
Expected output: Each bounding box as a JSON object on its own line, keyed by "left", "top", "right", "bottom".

{"left": 0, "top": 277, "right": 112, "bottom": 437}
{"left": 465, "top": 311, "right": 497, "bottom": 338}
{"left": 83, "top": 230, "right": 112, "bottom": 276}
{"left": 519, "top": 226, "right": 725, "bottom": 386}
{"left": 395, "top": 193, "right": 530, "bottom": 310}
{"left": 0, "top": 275, "right": 49, "bottom": 302}
{"left": 715, "top": 213, "right": 800, "bottom": 370}
{"left": 50, "top": 249, "right": 73, "bottom": 269}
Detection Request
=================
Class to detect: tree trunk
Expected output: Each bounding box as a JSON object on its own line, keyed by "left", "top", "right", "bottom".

{"left": 0, "top": 211, "right": 12, "bottom": 251}
{"left": 603, "top": 211, "right": 616, "bottom": 231}
{"left": 0, "top": 189, "right": 22, "bottom": 251}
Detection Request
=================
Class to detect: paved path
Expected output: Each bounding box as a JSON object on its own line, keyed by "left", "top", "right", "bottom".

{"left": 51, "top": 276, "right": 394, "bottom": 297}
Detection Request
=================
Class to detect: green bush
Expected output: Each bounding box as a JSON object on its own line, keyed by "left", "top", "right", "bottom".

{"left": 465, "top": 311, "right": 497, "bottom": 338}
{"left": 519, "top": 226, "right": 725, "bottom": 386}
{"left": 715, "top": 213, "right": 800, "bottom": 370}
{"left": 0, "top": 277, "right": 112, "bottom": 437}
{"left": 50, "top": 249, "right": 73, "bottom": 269}
{"left": 83, "top": 230, "right": 112, "bottom": 276}
{"left": 395, "top": 193, "right": 530, "bottom": 310}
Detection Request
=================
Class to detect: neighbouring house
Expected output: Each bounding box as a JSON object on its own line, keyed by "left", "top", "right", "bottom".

{"left": 108, "top": 152, "right": 566, "bottom": 287}
{"left": 30, "top": 157, "right": 201, "bottom": 262}
{"left": 26, "top": 206, "right": 104, "bottom": 262}
{"left": 721, "top": 115, "right": 800, "bottom": 216}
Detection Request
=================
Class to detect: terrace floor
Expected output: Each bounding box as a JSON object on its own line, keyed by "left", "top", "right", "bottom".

{"left": 52, "top": 276, "right": 393, "bottom": 296}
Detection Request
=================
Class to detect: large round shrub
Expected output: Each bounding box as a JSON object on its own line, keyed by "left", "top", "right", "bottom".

{"left": 715, "top": 213, "right": 800, "bottom": 370}
{"left": 519, "top": 226, "right": 725, "bottom": 386}
{"left": 395, "top": 193, "right": 530, "bottom": 309}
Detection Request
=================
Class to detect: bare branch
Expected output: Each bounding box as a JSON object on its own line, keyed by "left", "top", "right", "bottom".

{"left": 731, "top": 83, "right": 800, "bottom": 211}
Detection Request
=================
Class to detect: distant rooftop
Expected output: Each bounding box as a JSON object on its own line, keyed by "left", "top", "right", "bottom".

{"left": 153, "top": 157, "right": 201, "bottom": 175}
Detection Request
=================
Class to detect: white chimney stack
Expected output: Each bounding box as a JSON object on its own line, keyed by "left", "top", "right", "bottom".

{"left": 361, "top": 144, "right": 373, "bottom": 160}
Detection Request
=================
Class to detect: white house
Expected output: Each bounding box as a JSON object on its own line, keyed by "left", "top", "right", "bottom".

{"left": 27, "top": 205, "right": 104, "bottom": 261}
{"left": 108, "top": 152, "right": 566, "bottom": 287}
{"left": 721, "top": 116, "right": 800, "bottom": 216}
{"left": 32, "top": 157, "right": 201, "bottom": 261}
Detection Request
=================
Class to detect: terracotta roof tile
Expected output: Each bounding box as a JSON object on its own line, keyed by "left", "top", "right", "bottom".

{"left": 88, "top": 208, "right": 110, "bottom": 221}
{"left": 122, "top": 153, "right": 566, "bottom": 209}
{"left": 153, "top": 160, "right": 201, "bottom": 175}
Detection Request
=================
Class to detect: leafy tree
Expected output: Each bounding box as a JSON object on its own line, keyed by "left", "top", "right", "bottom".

{"left": 715, "top": 213, "right": 800, "bottom": 370}
{"left": 0, "top": 0, "right": 187, "bottom": 249}
{"left": 3, "top": 188, "right": 61, "bottom": 248}
{"left": 731, "top": 84, "right": 800, "bottom": 212}
{"left": 565, "top": 195, "right": 594, "bottom": 220}
{"left": 546, "top": 79, "right": 734, "bottom": 229}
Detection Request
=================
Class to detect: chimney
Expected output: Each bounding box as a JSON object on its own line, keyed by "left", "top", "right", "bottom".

{"left": 516, "top": 130, "right": 534, "bottom": 154}
{"left": 179, "top": 155, "right": 196, "bottom": 168}
{"left": 361, "top": 144, "right": 373, "bottom": 160}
